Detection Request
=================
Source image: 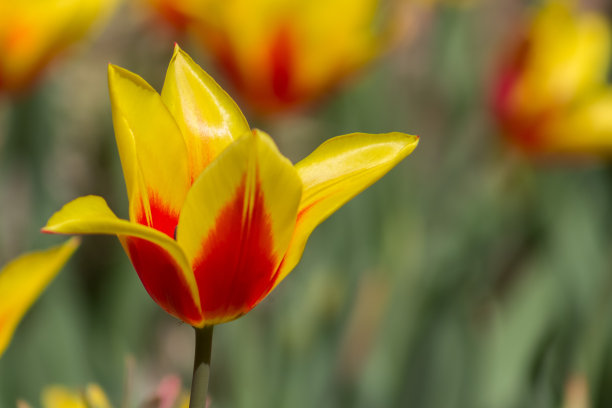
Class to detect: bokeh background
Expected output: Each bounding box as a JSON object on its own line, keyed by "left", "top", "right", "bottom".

{"left": 2, "top": 0, "right": 612, "bottom": 407}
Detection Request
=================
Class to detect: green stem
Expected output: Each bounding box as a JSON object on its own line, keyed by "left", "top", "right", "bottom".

{"left": 189, "top": 325, "right": 214, "bottom": 408}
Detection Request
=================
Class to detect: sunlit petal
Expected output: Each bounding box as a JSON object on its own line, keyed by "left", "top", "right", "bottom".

{"left": 162, "top": 44, "right": 250, "bottom": 180}
{"left": 275, "top": 132, "right": 418, "bottom": 285}
{"left": 108, "top": 64, "right": 191, "bottom": 237}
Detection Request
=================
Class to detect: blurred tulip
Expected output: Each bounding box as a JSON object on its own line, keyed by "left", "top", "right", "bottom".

{"left": 43, "top": 45, "right": 418, "bottom": 327}
{"left": 18, "top": 384, "right": 110, "bottom": 408}
{"left": 0, "top": 238, "right": 79, "bottom": 358}
{"left": 19, "top": 377, "right": 191, "bottom": 408}
{"left": 40, "top": 384, "right": 111, "bottom": 408}
{"left": 146, "top": 0, "right": 402, "bottom": 113}
{"left": 494, "top": 1, "right": 612, "bottom": 155}
{"left": 0, "top": 0, "right": 117, "bottom": 93}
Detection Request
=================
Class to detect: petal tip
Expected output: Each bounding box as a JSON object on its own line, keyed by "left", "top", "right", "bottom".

{"left": 172, "top": 43, "right": 182, "bottom": 60}
{"left": 107, "top": 63, "right": 118, "bottom": 76}
{"left": 394, "top": 132, "right": 420, "bottom": 148}
{"left": 107, "top": 64, "right": 124, "bottom": 91}
{"left": 170, "top": 43, "right": 189, "bottom": 66}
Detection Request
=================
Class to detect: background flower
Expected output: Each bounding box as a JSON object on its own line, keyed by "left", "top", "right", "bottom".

{"left": 494, "top": 0, "right": 612, "bottom": 155}
{"left": 0, "top": 0, "right": 118, "bottom": 94}
{"left": 143, "top": 0, "right": 428, "bottom": 113}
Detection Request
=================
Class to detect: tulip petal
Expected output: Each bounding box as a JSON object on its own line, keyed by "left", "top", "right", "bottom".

{"left": 162, "top": 45, "right": 251, "bottom": 180}
{"left": 0, "top": 238, "right": 79, "bottom": 358}
{"left": 42, "top": 195, "right": 202, "bottom": 325}
{"left": 545, "top": 90, "right": 612, "bottom": 154}
{"left": 108, "top": 64, "right": 191, "bottom": 238}
{"left": 85, "top": 384, "right": 112, "bottom": 408}
{"left": 176, "top": 130, "right": 302, "bottom": 324}
{"left": 40, "top": 383, "right": 112, "bottom": 408}
{"left": 275, "top": 132, "right": 419, "bottom": 285}
{"left": 42, "top": 386, "right": 83, "bottom": 408}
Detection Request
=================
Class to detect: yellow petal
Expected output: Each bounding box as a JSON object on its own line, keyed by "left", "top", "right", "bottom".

{"left": 161, "top": 45, "right": 251, "bottom": 180}
{"left": 275, "top": 132, "right": 419, "bottom": 285}
{"left": 544, "top": 89, "right": 612, "bottom": 154}
{"left": 85, "top": 384, "right": 112, "bottom": 408}
{"left": 0, "top": 238, "right": 79, "bottom": 358}
{"left": 41, "top": 386, "right": 86, "bottom": 408}
{"left": 176, "top": 129, "right": 302, "bottom": 324}
{"left": 42, "top": 195, "right": 202, "bottom": 324}
{"left": 108, "top": 64, "right": 191, "bottom": 236}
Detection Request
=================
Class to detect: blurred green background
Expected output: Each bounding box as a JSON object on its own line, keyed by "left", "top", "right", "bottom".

{"left": 2, "top": 1, "right": 612, "bottom": 407}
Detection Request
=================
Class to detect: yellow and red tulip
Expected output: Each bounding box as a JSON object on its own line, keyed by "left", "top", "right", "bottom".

{"left": 146, "top": 0, "right": 390, "bottom": 112}
{"left": 0, "top": 238, "right": 79, "bottom": 358}
{"left": 43, "top": 45, "right": 418, "bottom": 327}
{"left": 494, "top": 0, "right": 612, "bottom": 155}
{"left": 0, "top": 0, "right": 117, "bottom": 93}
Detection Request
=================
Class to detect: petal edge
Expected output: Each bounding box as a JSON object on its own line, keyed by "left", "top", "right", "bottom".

{"left": 274, "top": 132, "right": 418, "bottom": 286}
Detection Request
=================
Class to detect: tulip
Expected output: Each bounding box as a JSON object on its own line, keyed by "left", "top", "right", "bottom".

{"left": 0, "top": 0, "right": 117, "bottom": 93}
{"left": 145, "top": 0, "right": 391, "bottom": 112}
{"left": 43, "top": 45, "right": 418, "bottom": 327}
{"left": 43, "top": 45, "right": 417, "bottom": 406}
{"left": 494, "top": 1, "right": 612, "bottom": 155}
{"left": 0, "top": 238, "right": 80, "bottom": 358}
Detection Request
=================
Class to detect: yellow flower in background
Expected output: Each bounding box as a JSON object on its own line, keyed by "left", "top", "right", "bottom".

{"left": 18, "top": 384, "right": 111, "bottom": 408}
{"left": 43, "top": 45, "right": 418, "bottom": 327}
{"left": 0, "top": 0, "right": 117, "bottom": 93}
{"left": 146, "top": 0, "right": 393, "bottom": 113}
{"left": 19, "top": 376, "right": 190, "bottom": 408}
{"left": 43, "top": 384, "right": 111, "bottom": 408}
{"left": 0, "top": 238, "right": 79, "bottom": 358}
{"left": 494, "top": 0, "right": 612, "bottom": 155}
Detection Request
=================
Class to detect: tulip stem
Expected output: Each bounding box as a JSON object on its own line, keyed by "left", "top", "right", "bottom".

{"left": 189, "top": 325, "right": 214, "bottom": 408}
